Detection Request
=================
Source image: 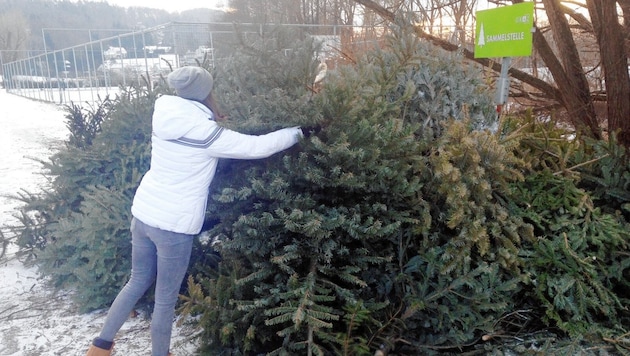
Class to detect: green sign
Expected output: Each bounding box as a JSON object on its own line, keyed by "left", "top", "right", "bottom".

{"left": 474, "top": 2, "right": 534, "bottom": 58}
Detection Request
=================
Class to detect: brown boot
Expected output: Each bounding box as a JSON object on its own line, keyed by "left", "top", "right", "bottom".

{"left": 85, "top": 339, "right": 114, "bottom": 356}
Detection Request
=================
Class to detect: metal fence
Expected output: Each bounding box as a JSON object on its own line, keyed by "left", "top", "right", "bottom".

{"left": 1, "top": 22, "right": 379, "bottom": 105}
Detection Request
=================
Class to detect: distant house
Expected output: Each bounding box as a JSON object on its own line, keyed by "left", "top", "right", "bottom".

{"left": 97, "top": 54, "right": 180, "bottom": 86}
{"left": 98, "top": 54, "right": 179, "bottom": 73}
{"left": 104, "top": 46, "right": 128, "bottom": 60}
{"left": 144, "top": 46, "right": 172, "bottom": 55}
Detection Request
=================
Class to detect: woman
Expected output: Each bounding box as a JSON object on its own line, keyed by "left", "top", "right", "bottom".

{"left": 86, "top": 66, "right": 305, "bottom": 356}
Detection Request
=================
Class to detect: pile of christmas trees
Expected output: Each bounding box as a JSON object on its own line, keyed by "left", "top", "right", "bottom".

{"left": 10, "top": 25, "right": 629, "bottom": 354}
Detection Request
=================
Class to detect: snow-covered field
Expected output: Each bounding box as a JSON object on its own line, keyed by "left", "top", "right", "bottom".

{"left": 0, "top": 91, "right": 199, "bottom": 355}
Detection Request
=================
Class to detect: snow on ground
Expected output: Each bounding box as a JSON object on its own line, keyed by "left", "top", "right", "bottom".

{"left": 0, "top": 91, "right": 200, "bottom": 355}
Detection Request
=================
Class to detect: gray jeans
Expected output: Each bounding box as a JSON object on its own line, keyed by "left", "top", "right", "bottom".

{"left": 98, "top": 217, "right": 194, "bottom": 356}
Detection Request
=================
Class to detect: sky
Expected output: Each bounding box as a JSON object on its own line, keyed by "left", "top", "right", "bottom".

{"left": 82, "top": 0, "right": 227, "bottom": 13}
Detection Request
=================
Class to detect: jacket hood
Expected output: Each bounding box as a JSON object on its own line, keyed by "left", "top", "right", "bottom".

{"left": 152, "top": 95, "right": 212, "bottom": 140}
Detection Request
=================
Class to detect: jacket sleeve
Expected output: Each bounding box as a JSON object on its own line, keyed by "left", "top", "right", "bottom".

{"left": 201, "top": 125, "right": 303, "bottom": 159}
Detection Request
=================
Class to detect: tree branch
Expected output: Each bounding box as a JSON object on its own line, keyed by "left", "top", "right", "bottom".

{"left": 352, "top": 0, "right": 562, "bottom": 101}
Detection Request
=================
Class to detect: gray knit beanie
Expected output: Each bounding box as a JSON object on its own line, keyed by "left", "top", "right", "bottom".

{"left": 167, "top": 66, "right": 214, "bottom": 101}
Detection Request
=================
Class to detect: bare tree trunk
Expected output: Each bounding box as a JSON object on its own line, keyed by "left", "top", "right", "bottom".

{"left": 588, "top": 0, "right": 630, "bottom": 145}
{"left": 540, "top": 0, "right": 601, "bottom": 139}
{"left": 619, "top": 0, "right": 630, "bottom": 44}
{"left": 620, "top": 0, "right": 630, "bottom": 58}
{"left": 451, "top": 0, "right": 468, "bottom": 45}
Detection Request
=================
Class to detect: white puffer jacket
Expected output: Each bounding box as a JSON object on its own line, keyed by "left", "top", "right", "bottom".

{"left": 131, "top": 95, "right": 302, "bottom": 235}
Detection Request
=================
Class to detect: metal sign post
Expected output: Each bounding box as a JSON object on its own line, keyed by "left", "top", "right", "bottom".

{"left": 495, "top": 57, "right": 512, "bottom": 114}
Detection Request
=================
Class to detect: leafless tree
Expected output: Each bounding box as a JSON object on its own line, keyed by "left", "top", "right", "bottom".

{"left": 228, "top": 0, "right": 357, "bottom": 25}
{"left": 0, "top": 10, "right": 29, "bottom": 63}
{"left": 354, "top": 0, "right": 630, "bottom": 145}
{"left": 586, "top": 0, "right": 630, "bottom": 144}
{"left": 535, "top": 0, "right": 601, "bottom": 139}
